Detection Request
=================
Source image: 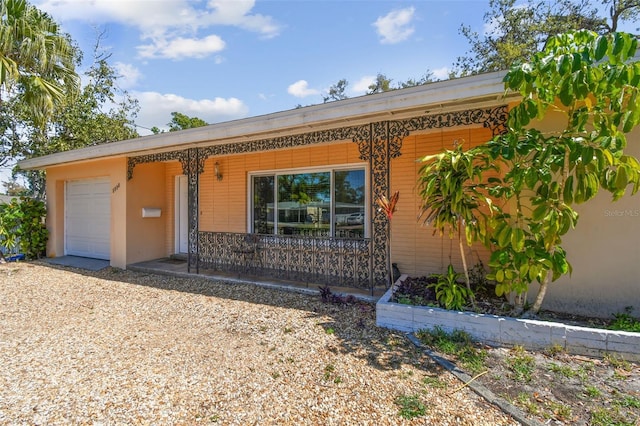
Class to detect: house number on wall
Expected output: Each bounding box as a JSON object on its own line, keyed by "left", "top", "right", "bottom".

{"left": 112, "top": 182, "right": 120, "bottom": 194}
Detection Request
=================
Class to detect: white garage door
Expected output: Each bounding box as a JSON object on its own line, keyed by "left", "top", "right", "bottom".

{"left": 65, "top": 178, "right": 111, "bottom": 260}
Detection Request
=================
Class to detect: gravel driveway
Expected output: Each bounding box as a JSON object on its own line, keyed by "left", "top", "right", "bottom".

{"left": 0, "top": 262, "right": 518, "bottom": 425}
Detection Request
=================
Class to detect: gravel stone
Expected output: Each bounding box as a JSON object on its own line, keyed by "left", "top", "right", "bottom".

{"left": 0, "top": 262, "right": 519, "bottom": 425}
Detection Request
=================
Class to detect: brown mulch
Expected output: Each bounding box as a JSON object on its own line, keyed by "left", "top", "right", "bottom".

{"left": 0, "top": 262, "right": 518, "bottom": 425}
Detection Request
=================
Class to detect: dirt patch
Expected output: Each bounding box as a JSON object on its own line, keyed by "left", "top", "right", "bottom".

{"left": 393, "top": 275, "right": 640, "bottom": 424}
{"left": 413, "top": 324, "right": 640, "bottom": 425}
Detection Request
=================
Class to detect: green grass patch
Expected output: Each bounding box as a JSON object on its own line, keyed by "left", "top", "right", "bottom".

{"left": 583, "top": 385, "right": 602, "bottom": 398}
{"left": 548, "top": 362, "right": 577, "bottom": 379}
{"left": 609, "top": 307, "right": 640, "bottom": 332}
{"left": 614, "top": 395, "right": 640, "bottom": 409}
{"left": 507, "top": 346, "right": 535, "bottom": 383}
{"left": 590, "top": 407, "right": 636, "bottom": 426}
{"left": 394, "top": 394, "right": 427, "bottom": 419}
{"left": 422, "top": 375, "right": 448, "bottom": 389}
{"left": 416, "top": 326, "right": 487, "bottom": 375}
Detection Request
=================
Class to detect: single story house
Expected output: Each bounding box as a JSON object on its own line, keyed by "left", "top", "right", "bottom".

{"left": 19, "top": 70, "right": 639, "bottom": 318}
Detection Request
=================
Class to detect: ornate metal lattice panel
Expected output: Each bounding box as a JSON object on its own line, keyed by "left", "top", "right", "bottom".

{"left": 351, "top": 106, "right": 509, "bottom": 287}
{"left": 127, "top": 105, "right": 508, "bottom": 288}
{"left": 127, "top": 150, "right": 179, "bottom": 180}
{"left": 182, "top": 148, "right": 202, "bottom": 272}
{"left": 198, "top": 232, "right": 373, "bottom": 290}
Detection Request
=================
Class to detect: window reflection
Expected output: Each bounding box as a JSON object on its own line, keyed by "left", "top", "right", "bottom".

{"left": 335, "top": 170, "right": 365, "bottom": 238}
{"left": 251, "top": 168, "right": 365, "bottom": 238}
{"left": 253, "top": 176, "right": 274, "bottom": 234}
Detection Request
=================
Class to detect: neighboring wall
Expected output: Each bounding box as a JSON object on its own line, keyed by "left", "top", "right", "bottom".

{"left": 538, "top": 124, "right": 640, "bottom": 318}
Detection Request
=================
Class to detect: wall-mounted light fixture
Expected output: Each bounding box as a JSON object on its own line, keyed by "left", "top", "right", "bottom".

{"left": 215, "top": 161, "right": 223, "bottom": 181}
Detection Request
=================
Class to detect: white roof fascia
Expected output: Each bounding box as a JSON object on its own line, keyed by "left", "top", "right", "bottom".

{"left": 19, "top": 70, "right": 510, "bottom": 171}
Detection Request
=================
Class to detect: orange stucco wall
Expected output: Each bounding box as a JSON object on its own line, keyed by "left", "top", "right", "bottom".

{"left": 152, "top": 142, "right": 365, "bottom": 257}
{"left": 151, "top": 131, "right": 494, "bottom": 276}
{"left": 390, "top": 126, "right": 495, "bottom": 278}
{"left": 126, "top": 162, "right": 167, "bottom": 264}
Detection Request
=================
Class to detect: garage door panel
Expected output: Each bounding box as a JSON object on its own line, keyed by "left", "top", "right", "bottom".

{"left": 66, "top": 178, "right": 111, "bottom": 260}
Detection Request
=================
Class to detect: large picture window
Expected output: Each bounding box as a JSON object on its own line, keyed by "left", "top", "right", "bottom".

{"left": 251, "top": 167, "right": 366, "bottom": 238}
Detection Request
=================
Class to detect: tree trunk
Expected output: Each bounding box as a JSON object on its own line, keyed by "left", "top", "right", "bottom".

{"left": 458, "top": 220, "right": 476, "bottom": 309}
{"left": 529, "top": 270, "right": 550, "bottom": 315}
{"left": 512, "top": 293, "right": 525, "bottom": 316}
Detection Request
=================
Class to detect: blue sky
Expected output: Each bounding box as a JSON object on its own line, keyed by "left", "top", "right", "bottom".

{"left": 32, "top": 0, "right": 492, "bottom": 135}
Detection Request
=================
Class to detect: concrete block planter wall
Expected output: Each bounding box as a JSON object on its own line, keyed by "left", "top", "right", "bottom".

{"left": 376, "top": 275, "right": 640, "bottom": 362}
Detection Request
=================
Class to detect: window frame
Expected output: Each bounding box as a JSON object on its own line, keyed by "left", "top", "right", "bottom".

{"left": 248, "top": 163, "right": 369, "bottom": 238}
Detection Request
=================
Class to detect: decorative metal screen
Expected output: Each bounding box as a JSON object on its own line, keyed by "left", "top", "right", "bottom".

{"left": 199, "top": 232, "right": 372, "bottom": 290}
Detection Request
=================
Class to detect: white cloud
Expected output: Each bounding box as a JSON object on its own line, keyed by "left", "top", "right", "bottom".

{"left": 351, "top": 76, "right": 376, "bottom": 95}
{"left": 432, "top": 67, "right": 450, "bottom": 81}
{"left": 373, "top": 7, "right": 415, "bottom": 44}
{"left": 205, "top": 0, "right": 280, "bottom": 38}
{"left": 35, "top": 0, "right": 280, "bottom": 60}
{"left": 287, "top": 80, "right": 319, "bottom": 98}
{"left": 113, "top": 62, "right": 142, "bottom": 89}
{"left": 138, "top": 34, "right": 226, "bottom": 60}
{"left": 133, "top": 91, "right": 249, "bottom": 135}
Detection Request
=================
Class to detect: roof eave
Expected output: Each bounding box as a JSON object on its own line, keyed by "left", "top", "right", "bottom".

{"left": 19, "top": 70, "right": 512, "bottom": 171}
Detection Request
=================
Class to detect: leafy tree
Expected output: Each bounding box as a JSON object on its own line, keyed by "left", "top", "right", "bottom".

{"left": 45, "top": 55, "right": 139, "bottom": 152}
{"left": 13, "top": 41, "right": 139, "bottom": 198}
{"left": 453, "top": 0, "right": 638, "bottom": 76}
{"left": 603, "top": 0, "right": 640, "bottom": 32}
{"left": 323, "top": 79, "right": 349, "bottom": 103}
{"left": 2, "top": 179, "right": 27, "bottom": 196}
{"left": 0, "top": 0, "right": 79, "bottom": 126}
{"left": 322, "top": 72, "right": 435, "bottom": 104}
{"left": 399, "top": 71, "right": 435, "bottom": 88}
{"left": 422, "top": 31, "right": 640, "bottom": 315}
{"left": 0, "top": 0, "right": 80, "bottom": 168}
{"left": 0, "top": 196, "right": 47, "bottom": 258}
{"left": 486, "top": 30, "right": 639, "bottom": 315}
{"left": 418, "top": 143, "right": 495, "bottom": 308}
{"left": 367, "top": 73, "right": 393, "bottom": 94}
{"left": 167, "top": 112, "right": 208, "bottom": 132}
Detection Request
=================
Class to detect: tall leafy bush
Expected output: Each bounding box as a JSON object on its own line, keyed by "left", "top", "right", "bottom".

{"left": 0, "top": 197, "right": 48, "bottom": 259}
{"left": 418, "top": 31, "right": 640, "bottom": 315}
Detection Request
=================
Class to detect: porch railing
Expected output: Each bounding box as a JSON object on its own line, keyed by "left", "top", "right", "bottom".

{"left": 198, "top": 232, "right": 374, "bottom": 291}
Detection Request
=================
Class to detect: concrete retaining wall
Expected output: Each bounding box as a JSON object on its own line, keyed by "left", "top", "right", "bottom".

{"left": 376, "top": 276, "right": 640, "bottom": 361}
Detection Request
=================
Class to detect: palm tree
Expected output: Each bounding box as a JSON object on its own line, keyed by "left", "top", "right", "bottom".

{"left": 0, "top": 0, "right": 79, "bottom": 126}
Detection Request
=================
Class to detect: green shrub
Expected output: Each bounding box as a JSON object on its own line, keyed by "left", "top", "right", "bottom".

{"left": 429, "top": 264, "right": 473, "bottom": 310}
{"left": 0, "top": 197, "right": 48, "bottom": 260}
{"left": 609, "top": 307, "right": 640, "bottom": 332}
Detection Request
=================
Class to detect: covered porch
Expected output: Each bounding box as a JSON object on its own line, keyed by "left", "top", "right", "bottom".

{"left": 126, "top": 105, "right": 508, "bottom": 295}
{"left": 128, "top": 235, "right": 383, "bottom": 299}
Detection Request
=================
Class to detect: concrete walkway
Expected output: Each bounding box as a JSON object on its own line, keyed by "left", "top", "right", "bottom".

{"left": 44, "top": 256, "right": 110, "bottom": 271}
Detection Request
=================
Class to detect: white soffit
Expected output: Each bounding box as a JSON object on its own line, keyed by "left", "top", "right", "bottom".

{"left": 19, "top": 70, "right": 511, "bottom": 171}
